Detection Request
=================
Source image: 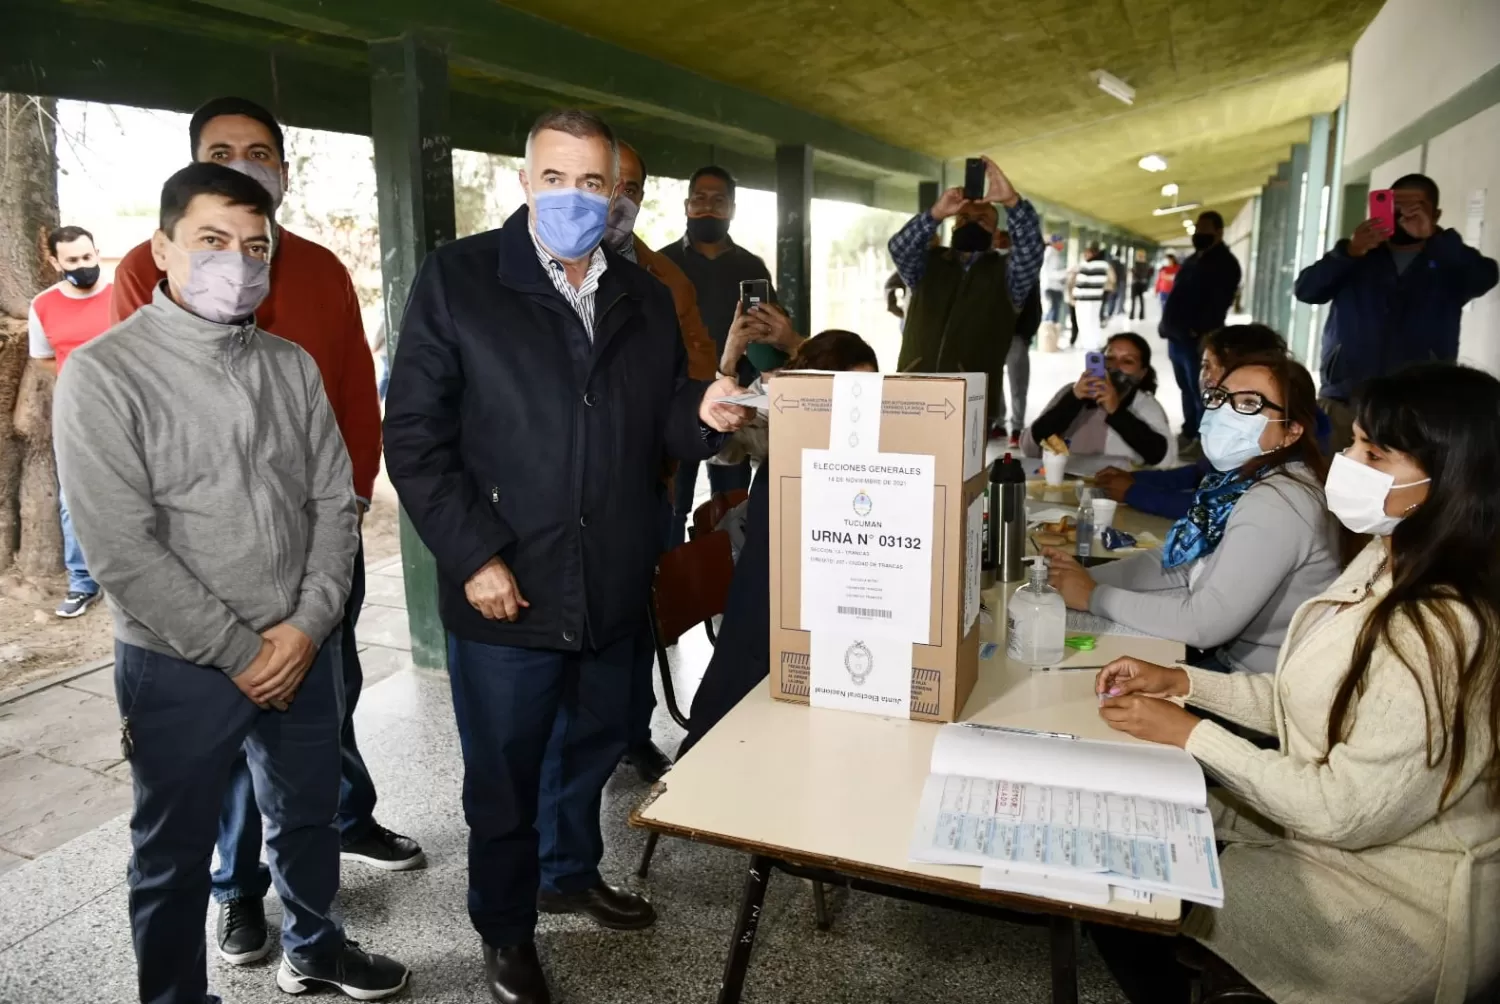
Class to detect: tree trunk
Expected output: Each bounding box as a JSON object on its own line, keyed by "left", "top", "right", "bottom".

{"left": 0, "top": 93, "right": 61, "bottom": 577}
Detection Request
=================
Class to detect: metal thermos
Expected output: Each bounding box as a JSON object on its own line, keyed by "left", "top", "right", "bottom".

{"left": 988, "top": 453, "right": 1027, "bottom": 583}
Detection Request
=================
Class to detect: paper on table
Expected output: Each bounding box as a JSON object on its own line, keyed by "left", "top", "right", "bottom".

{"left": 980, "top": 867, "right": 1156, "bottom": 907}
{"left": 1066, "top": 609, "right": 1164, "bottom": 640}
{"left": 1026, "top": 506, "right": 1077, "bottom": 527}
{"left": 719, "top": 392, "right": 770, "bottom": 410}
{"left": 930, "top": 723, "right": 1207, "bottom": 807}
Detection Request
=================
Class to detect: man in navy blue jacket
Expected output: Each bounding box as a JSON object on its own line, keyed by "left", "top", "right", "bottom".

{"left": 1296, "top": 173, "right": 1497, "bottom": 451}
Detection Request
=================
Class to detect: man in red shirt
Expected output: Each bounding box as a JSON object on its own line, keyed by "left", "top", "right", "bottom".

{"left": 110, "top": 96, "right": 422, "bottom": 966}
{"left": 28, "top": 225, "right": 112, "bottom": 618}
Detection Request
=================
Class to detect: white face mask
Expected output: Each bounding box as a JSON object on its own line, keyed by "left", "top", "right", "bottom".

{"left": 1324, "top": 453, "right": 1430, "bottom": 536}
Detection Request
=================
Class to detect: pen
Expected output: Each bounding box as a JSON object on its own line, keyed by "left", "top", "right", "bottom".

{"left": 957, "top": 722, "right": 1079, "bottom": 741}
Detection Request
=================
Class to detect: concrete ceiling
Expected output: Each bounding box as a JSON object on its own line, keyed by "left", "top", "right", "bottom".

{"left": 496, "top": 0, "right": 1384, "bottom": 239}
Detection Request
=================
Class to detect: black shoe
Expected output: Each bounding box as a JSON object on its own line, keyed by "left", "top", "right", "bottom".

{"left": 537, "top": 880, "right": 657, "bottom": 931}
{"left": 483, "top": 943, "right": 551, "bottom": 1004}
{"left": 216, "top": 896, "right": 270, "bottom": 966}
{"left": 276, "top": 940, "right": 409, "bottom": 1000}
{"left": 55, "top": 590, "right": 99, "bottom": 618}
{"left": 341, "top": 823, "right": 426, "bottom": 872}
{"left": 624, "top": 742, "right": 673, "bottom": 784}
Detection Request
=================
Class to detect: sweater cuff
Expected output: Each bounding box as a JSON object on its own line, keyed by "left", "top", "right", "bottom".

{"left": 221, "top": 623, "right": 268, "bottom": 678}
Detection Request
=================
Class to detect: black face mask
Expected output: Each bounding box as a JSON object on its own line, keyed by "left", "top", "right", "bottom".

{"left": 686, "top": 215, "right": 731, "bottom": 245}
{"left": 1388, "top": 223, "right": 1423, "bottom": 247}
{"left": 64, "top": 265, "right": 101, "bottom": 289}
{"left": 1109, "top": 369, "right": 1139, "bottom": 394}
{"left": 1191, "top": 233, "right": 1217, "bottom": 252}
{"left": 951, "top": 221, "right": 992, "bottom": 254}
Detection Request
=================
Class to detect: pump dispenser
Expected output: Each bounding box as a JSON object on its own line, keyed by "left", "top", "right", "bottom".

{"left": 1006, "top": 556, "right": 1067, "bottom": 667}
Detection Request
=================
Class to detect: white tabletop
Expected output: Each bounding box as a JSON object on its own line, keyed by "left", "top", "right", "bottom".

{"left": 638, "top": 546, "right": 1189, "bottom": 926}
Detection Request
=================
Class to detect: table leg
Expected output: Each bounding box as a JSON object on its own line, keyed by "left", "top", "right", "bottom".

{"left": 1049, "top": 915, "right": 1078, "bottom": 1004}
{"left": 717, "top": 854, "right": 774, "bottom": 1004}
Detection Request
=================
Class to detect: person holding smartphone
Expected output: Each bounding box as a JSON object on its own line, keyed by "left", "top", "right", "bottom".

{"left": 1296, "top": 172, "right": 1497, "bottom": 453}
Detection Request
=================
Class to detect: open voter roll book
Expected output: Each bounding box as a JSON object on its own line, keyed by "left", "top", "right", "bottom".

{"left": 909, "top": 723, "right": 1224, "bottom": 909}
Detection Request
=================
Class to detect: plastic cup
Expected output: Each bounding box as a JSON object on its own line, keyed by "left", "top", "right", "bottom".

{"left": 1042, "top": 451, "right": 1068, "bottom": 487}
{"left": 1092, "top": 499, "right": 1118, "bottom": 530}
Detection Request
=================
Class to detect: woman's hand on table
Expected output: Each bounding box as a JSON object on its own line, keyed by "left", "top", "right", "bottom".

{"left": 1094, "top": 466, "right": 1134, "bottom": 502}
{"left": 1043, "top": 547, "right": 1095, "bottom": 610}
{"left": 1098, "top": 694, "right": 1201, "bottom": 748}
{"left": 1095, "top": 657, "right": 1189, "bottom": 700}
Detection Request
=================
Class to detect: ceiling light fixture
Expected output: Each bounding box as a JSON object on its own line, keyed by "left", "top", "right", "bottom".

{"left": 1093, "top": 70, "right": 1136, "bottom": 105}
{"left": 1137, "top": 154, "right": 1168, "bottom": 173}
{"left": 1182, "top": 220, "right": 1196, "bottom": 230}
{"left": 1161, "top": 182, "right": 1180, "bottom": 198}
{"left": 1153, "top": 201, "right": 1201, "bottom": 216}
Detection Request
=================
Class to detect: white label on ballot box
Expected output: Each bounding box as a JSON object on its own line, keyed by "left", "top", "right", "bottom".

{"left": 808, "top": 633, "right": 912, "bottom": 717}
{"left": 800, "top": 448, "right": 934, "bottom": 641}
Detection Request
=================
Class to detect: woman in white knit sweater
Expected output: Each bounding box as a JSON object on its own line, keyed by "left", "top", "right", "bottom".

{"left": 1088, "top": 362, "right": 1500, "bottom": 1004}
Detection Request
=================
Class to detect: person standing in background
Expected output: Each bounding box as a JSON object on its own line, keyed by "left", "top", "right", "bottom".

{"left": 1068, "top": 245, "right": 1114, "bottom": 350}
{"left": 1105, "top": 250, "right": 1128, "bottom": 321}
{"left": 110, "top": 95, "right": 422, "bottom": 967}
{"left": 658, "top": 165, "right": 774, "bottom": 544}
{"left": 1039, "top": 234, "right": 1069, "bottom": 348}
{"left": 1155, "top": 253, "right": 1179, "bottom": 309}
{"left": 1129, "top": 249, "right": 1152, "bottom": 320}
{"left": 1159, "top": 211, "right": 1241, "bottom": 453}
{"left": 26, "top": 225, "right": 111, "bottom": 618}
{"left": 1294, "top": 172, "right": 1497, "bottom": 452}
{"left": 601, "top": 138, "right": 717, "bottom": 783}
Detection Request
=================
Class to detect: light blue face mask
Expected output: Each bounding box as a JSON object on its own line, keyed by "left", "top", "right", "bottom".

{"left": 1200, "top": 406, "right": 1277, "bottom": 472}
{"left": 532, "top": 189, "right": 611, "bottom": 261}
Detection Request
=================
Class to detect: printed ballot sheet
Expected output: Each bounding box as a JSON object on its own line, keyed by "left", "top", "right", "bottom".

{"left": 909, "top": 725, "right": 1223, "bottom": 907}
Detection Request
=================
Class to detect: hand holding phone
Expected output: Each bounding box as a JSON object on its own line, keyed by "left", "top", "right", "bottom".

{"left": 1368, "top": 189, "right": 1396, "bottom": 236}
{"left": 1085, "top": 351, "right": 1107, "bottom": 379}
{"left": 963, "top": 158, "right": 986, "bottom": 201}
{"left": 739, "top": 278, "right": 770, "bottom": 316}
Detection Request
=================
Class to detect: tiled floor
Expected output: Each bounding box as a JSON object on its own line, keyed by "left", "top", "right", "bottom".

{"left": 0, "top": 555, "right": 1133, "bottom": 1003}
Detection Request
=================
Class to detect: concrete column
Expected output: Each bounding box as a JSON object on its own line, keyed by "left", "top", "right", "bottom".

{"left": 370, "top": 34, "right": 455, "bottom": 670}
{"left": 1276, "top": 143, "right": 1309, "bottom": 338}
{"left": 775, "top": 144, "right": 813, "bottom": 336}
{"left": 1292, "top": 115, "right": 1331, "bottom": 360}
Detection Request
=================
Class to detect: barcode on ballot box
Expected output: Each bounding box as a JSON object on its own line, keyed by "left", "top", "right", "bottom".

{"left": 838, "top": 605, "right": 893, "bottom": 619}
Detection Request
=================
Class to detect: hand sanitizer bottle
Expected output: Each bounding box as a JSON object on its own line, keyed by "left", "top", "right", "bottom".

{"left": 1006, "top": 556, "right": 1067, "bottom": 668}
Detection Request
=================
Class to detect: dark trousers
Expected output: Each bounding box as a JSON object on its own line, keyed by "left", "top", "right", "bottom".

{"left": 1167, "top": 339, "right": 1203, "bottom": 439}
{"left": 211, "top": 544, "right": 377, "bottom": 903}
{"left": 629, "top": 495, "right": 676, "bottom": 748}
{"left": 670, "top": 458, "right": 752, "bottom": 545}
{"left": 448, "top": 629, "right": 636, "bottom": 947}
{"left": 1043, "top": 288, "right": 1064, "bottom": 324}
{"left": 116, "top": 638, "right": 345, "bottom": 1004}
{"left": 1129, "top": 283, "right": 1149, "bottom": 319}
{"left": 1088, "top": 925, "right": 1261, "bottom": 1004}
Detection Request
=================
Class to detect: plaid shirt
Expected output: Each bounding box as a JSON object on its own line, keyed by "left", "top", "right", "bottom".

{"left": 887, "top": 198, "right": 1044, "bottom": 310}
{"left": 532, "top": 229, "right": 608, "bottom": 340}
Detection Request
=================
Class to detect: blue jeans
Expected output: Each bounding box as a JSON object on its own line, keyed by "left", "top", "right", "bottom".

{"left": 211, "top": 545, "right": 378, "bottom": 903}
{"left": 448, "top": 629, "right": 636, "bottom": 947}
{"left": 1167, "top": 339, "right": 1203, "bottom": 439}
{"left": 58, "top": 488, "right": 98, "bottom": 595}
{"left": 116, "top": 637, "right": 345, "bottom": 1004}
{"left": 1043, "top": 289, "right": 1064, "bottom": 324}
{"left": 670, "top": 458, "right": 752, "bottom": 545}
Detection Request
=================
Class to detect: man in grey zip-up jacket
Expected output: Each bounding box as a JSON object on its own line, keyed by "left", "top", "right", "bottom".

{"left": 53, "top": 162, "right": 408, "bottom": 1003}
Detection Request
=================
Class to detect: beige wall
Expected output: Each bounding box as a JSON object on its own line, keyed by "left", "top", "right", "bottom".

{"left": 1425, "top": 101, "right": 1500, "bottom": 370}
{"left": 1344, "top": 0, "right": 1500, "bottom": 167}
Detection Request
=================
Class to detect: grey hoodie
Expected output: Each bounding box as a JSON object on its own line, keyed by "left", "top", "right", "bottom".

{"left": 53, "top": 284, "right": 358, "bottom": 676}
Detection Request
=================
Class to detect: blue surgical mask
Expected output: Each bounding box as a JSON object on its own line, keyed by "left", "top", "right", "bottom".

{"left": 1200, "top": 406, "right": 1276, "bottom": 472}
{"left": 532, "top": 189, "right": 610, "bottom": 260}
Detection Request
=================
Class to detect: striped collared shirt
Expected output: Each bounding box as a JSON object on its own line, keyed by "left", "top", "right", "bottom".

{"left": 531, "top": 229, "right": 608, "bottom": 340}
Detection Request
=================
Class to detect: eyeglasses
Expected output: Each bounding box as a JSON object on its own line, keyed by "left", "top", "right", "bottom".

{"left": 1202, "top": 386, "right": 1285, "bottom": 416}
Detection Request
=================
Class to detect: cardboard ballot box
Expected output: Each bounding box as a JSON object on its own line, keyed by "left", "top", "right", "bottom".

{"left": 767, "top": 371, "right": 988, "bottom": 722}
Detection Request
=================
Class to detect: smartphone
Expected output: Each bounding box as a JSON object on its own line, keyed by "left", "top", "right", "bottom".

{"left": 1368, "top": 188, "right": 1396, "bottom": 234}
{"left": 963, "top": 158, "right": 986, "bottom": 201}
{"left": 740, "top": 278, "right": 770, "bottom": 315}
{"left": 1085, "top": 351, "right": 1107, "bottom": 379}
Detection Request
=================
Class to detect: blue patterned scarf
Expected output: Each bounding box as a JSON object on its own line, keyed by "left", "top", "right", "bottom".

{"left": 1162, "top": 470, "right": 1255, "bottom": 570}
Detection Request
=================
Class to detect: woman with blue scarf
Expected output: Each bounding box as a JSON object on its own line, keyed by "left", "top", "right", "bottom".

{"left": 1047, "top": 357, "right": 1340, "bottom": 674}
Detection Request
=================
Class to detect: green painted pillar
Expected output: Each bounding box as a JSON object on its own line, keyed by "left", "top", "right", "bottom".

{"left": 1292, "top": 115, "right": 1331, "bottom": 360}
{"left": 370, "top": 34, "right": 455, "bottom": 671}
{"left": 775, "top": 144, "right": 813, "bottom": 336}
{"left": 918, "top": 180, "right": 939, "bottom": 215}
{"left": 1277, "top": 143, "right": 1309, "bottom": 339}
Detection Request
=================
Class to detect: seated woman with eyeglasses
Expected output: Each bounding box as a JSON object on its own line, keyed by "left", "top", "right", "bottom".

{"left": 1086, "top": 363, "right": 1500, "bottom": 1004}
{"left": 1046, "top": 355, "right": 1341, "bottom": 674}
{"left": 1022, "top": 332, "right": 1176, "bottom": 472}
{"left": 1094, "top": 324, "right": 1300, "bottom": 519}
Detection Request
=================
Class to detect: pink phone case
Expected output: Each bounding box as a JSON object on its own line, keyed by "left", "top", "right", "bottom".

{"left": 1369, "top": 189, "right": 1396, "bottom": 233}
